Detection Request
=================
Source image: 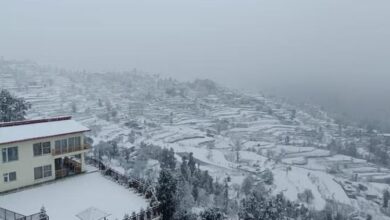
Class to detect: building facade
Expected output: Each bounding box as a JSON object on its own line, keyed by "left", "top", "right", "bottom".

{"left": 0, "top": 116, "right": 90, "bottom": 193}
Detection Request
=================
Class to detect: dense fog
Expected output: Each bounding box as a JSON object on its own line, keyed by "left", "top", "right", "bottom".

{"left": 1, "top": 0, "right": 390, "bottom": 129}
{"left": 3, "top": 2, "right": 390, "bottom": 219}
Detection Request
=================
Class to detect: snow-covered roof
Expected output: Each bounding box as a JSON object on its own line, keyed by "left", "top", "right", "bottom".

{"left": 76, "top": 207, "right": 110, "bottom": 220}
{"left": 0, "top": 116, "right": 90, "bottom": 145}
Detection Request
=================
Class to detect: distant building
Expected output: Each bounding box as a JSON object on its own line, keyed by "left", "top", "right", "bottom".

{"left": 0, "top": 116, "right": 90, "bottom": 193}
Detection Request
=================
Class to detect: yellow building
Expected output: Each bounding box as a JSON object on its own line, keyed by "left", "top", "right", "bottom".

{"left": 0, "top": 116, "right": 90, "bottom": 193}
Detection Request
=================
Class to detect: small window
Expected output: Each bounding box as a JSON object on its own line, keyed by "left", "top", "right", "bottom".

{"left": 33, "top": 143, "right": 42, "bottom": 156}
{"left": 34, "top": 165, "right": 52, "bottom": 180}
{"left": 68, "top": 137, "right": 75, "bottom": 152}
{"left": 4, "top": 172, "right": 17, "bottom": 182}
{"left": 2, "top": 149, "right": 6, "bottom": 163}
{"left": 43, "top": 165, "right": 52, "bottom": 178}
{"left": 75, "top": 137, "right": 81, "bottom": 148}
{"left": 9, "top": 172, "right": 16, "bottom": 181}
{"left": 42, "top": 142, "right": 51, "bottom": 154}
{"left": 61, "top": 139, "right": 68, "bottom": 153}
{"left": 55, "top": 140, "right": 61, "bottom": 153}
{"left": 2, "top": 147, "right": 18, "bottom": 163}
{"left": 8, "top": 147, "right": 18, "bottom": 161}
{"left": 34, "top": 167, "right": 43, "bottom": 180}
{"left": 34, "top": 142, "right": 51, "bottom": 156}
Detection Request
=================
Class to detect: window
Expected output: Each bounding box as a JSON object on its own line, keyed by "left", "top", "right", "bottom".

{"left": 61, "top": 139, "right": 68, "bottom": 153}
{"left": 33, "top": 143, "right": 42, "bottom": 156}
{"left": 75, "top": 137, "right": 81, "bottom": 148}
{"left": 43, "top": 165, "right": 52, "bottom": 177}
{"left": 55, "top": 139, "right": 68, "bottom": 154}
{"left": 34, "top": 165, "right": 52, "bottom": 180}
{"left": 3, "top": 172, "right": 16, "bottom": 182}
{"left": 2, "top": 147, "right": 18, "bottom": 163}
{"left": 34, "top": 167, "right": 43, "bottom": 179}
{"left": 55, "top": 140, "right": 61, "bottom": 153}
{"left": 42, "top": 142, "right": 51, "bottom": 154}
{"left": 33, "top": 142, "right": 51, "bottom": 156}
{"left": 2, "top": 149, "right": 5, "bottom": 162}
{"left": 68, "top": 137, "right": 75, "bottom": 152}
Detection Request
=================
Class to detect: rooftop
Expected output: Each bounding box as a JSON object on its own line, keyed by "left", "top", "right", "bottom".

{"left": 0, "top": 116, "right": 90, "bottom": 145}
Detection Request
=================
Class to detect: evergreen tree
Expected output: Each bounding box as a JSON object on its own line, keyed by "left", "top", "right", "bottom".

{"left": 192, "top": 185, "right": 199, "bottom": 203}
{"left": 201, "top": 170, "right": 214, "bottom": 193}
{"left": 180, "top": 156, "right": 190, "bottom": 181}
{"left": 188, "top": 152, "right": 196, "bottom": 175}
{"left": 384, "top": 189, "right": 390, "bottom": 208}
{"left": 157, "top": 169, "right": 177, "bottom": 220}
{"left": 139, "top": 208, "right": 145, "bottom": 220}
{"left": 160, "top": 148, "right": 176, "bottom": 170}
{"left": 262, "top": 169, "right": 274, "bottom": 185}
{"left": 200, "top": 208, "right": 225, "bottom": 220}
{"left": 223, "top": 180, "right": 229, "bottom": 212}
{"left": 238, "top": 191, "right": 312, "bottom": 220}
{"left": 241, "top": 175, "right": 254, "bottom": 196}
{"left": 39, "top": 206, "right": 47, "bottom": 220}
{"left": 239, "top": 192, "right": 267, "bottom": 220}
{"left": 174, "top": 179, "right": 195, "bottom": 220}
{"left": 109, "top": 140, "right": 119, "bottom": 158}
{"left": 298, "top": 189, "right": 314, "bottom": 204}
{"left": 131, "top": 212, "right": 137, "bottom": 220}
{"left": 0, "top": 89, "right": 31, "bottom": 122}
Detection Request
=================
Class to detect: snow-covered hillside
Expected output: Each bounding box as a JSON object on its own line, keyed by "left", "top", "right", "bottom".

{"left": 1, "top": 59, "right": 390, "bottom": 219}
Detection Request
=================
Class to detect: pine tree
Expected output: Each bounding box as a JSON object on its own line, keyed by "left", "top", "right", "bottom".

{"left": 384, "top": 189, "right": 390, "bottom": 208}
{"left": 192, "top": 185, "right": 199, "bottom": 202}
{"left": 160, "top": 148, "right": 176, "bottom": 170}
{"left": 0, "top": 89, "right": 31, "bottom": 122}
{"left": 180, "top": 156, "right": 190, "bottom": 181}
{"left": 262, "top": 169, "right": 274, "bottom": 185}
{"left": 188, "top": 152, "right": 196, "bottom": 175}
{"left": 174, "top": 179, "right": 195, "bottom": 220}
{"left": 223, "top": 179, "right": 229, "bottom": 213}
{"left": 200, "top": 208, "right": 225, "bottom": 220}
{"left": 241, "top": 175, "right": 254, "bottom": 196}
{"left": 39, "top": 206, "right": 47, "bottom": 220}
{"left": 139, "top": 208, "right": 145, "bottom": 220}
{"left": 131, "top": 212, "right": 137, "bottom": 220}
{"left": 157, "top": 169, "right": 177, "bottom": 220}
{"left": 298, "top": 189, "right": 314, "bottom": 204}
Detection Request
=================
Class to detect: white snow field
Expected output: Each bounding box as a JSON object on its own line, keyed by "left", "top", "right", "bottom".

{"left": 0, "top": 173, "right": 148, "bottom": 220}
{"left": 3, "top": 61, "right": 390, "bottom": 218}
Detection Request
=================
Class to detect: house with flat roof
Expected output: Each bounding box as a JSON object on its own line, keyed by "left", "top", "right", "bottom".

{"left": 0, "top": 116, "right": 90, "bottom": 193}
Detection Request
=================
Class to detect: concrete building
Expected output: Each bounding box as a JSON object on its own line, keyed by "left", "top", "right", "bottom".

{"left": 0, "top": 116, "right": 90, "bottom": 193}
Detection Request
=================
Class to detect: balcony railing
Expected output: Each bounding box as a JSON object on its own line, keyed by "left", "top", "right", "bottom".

{"left": 0, "top": 207, "right": 49, "bottom": 220}
{"left": 55, "top": 163, "right": 82, "bottom": 178}
{"left": 52, "top": 144, "right": 91, "bottom": 156}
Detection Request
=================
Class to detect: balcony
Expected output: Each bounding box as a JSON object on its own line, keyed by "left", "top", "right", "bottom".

{"left": 55, "top": 167, "right": 82, "bottom": 178}
{"left": 52, "top": 144, "right": 91, "bottom": 156}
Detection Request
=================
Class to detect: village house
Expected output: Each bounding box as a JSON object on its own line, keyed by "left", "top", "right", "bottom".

{"left": 0, "top": 116, "right": 90, "bottom": 193}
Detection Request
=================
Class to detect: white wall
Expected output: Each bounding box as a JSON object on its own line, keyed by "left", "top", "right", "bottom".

{"left": 0, "top": 132, "right": 86, "bottom": 193}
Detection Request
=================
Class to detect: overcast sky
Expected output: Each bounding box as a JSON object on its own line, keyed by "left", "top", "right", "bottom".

{"left": 1, "top": 0, "right": 390, "bottom": 122}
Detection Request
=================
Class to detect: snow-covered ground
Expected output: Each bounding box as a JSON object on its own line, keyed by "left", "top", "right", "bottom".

{"left": 2, "top": 61, "right": 390, "bottom": 218}
{"left": 0, "top": 173, "right": 148, "bottom": 220}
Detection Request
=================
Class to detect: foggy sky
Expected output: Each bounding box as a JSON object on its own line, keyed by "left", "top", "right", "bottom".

{"left": 1, "top": 0, "right": 390, "bottom": 125}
